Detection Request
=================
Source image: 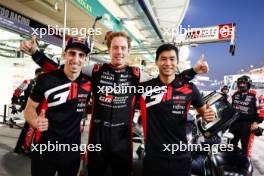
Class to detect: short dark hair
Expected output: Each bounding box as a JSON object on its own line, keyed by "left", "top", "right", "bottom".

{"left": 156, "top": 44, "right": 179, "bottom": 61}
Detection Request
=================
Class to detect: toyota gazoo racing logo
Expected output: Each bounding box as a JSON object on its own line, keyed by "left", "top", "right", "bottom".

{"left": 99, "top": 95, "right": 113, "bottom": 103}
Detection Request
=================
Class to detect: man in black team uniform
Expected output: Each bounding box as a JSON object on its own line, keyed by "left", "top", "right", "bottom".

{"left": 20, "top": 33, "right": 209, "bottom": 176}
{"left": 12, "top": 68, "right": 44, "bottom": 153}
{"left": 139, "top": 44, "right": 215, "bottom": 176}
{"left": 24, "top": 37, "right": 92, "bottom": 176}
{"left": 229, "top": 75, "right": 263, "bottom": 157}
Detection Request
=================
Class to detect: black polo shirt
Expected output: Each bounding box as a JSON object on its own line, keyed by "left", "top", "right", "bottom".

{"left": 30, "top": 66, "right": 92, "bottom": 144}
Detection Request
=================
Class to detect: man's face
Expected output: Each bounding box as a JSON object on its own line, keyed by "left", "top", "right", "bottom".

{"left": 109, "top": 36, "right": 130, "bottom": 67}
{"left": 156, "top": 50, "right": 178, "bottom": 77}
{"left": 64, "top": 48, "right": 87, "bottom": 74}
{"left": 238, "top": 83, "right": 247, "bottom": 91}
{"left": 222, "top": 89, "right": 229, "bottom": 94}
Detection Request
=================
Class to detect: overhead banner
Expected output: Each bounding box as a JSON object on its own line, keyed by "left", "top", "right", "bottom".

{"left": 0, "top": 4, "right": 62, "bottom": 47}
{"left": 176, "top": 23, "right": 236, "bottom": 44}
{"left": 73, "top": 0, "right": 140, "bottom": 43}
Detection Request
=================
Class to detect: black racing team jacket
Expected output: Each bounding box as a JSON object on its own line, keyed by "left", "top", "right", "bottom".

{"left": 232, "top": 90, "right": 263, "bottom": 123}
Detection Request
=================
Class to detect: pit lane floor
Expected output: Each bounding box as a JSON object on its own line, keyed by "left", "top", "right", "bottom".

{"left": 0, "top": 118, "right": 263, "bottom": 176}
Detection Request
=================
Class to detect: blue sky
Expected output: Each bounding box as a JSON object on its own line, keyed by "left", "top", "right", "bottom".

{"left": 181, "top": 0, "right": 264, "bottom": 83}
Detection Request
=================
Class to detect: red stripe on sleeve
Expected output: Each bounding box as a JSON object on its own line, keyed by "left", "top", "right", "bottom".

{"left": 86, "top": 95, "right": 95, "bottom": 161}
{"left": 139, "top": 96, "right": 147, "bottom": 143}
{"left": 43, "top": 61, "right": 58, "bottom": 72}
{"left": 130, "top": 96, "right": 136, "bottom": 164}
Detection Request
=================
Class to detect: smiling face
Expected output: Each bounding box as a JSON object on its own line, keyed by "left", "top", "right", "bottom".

{"left": 109, "top": 36, "right": 130, "bottom": 67}
{"left": 64, "top": 47, "right": 87, "bottom": 74}
{"left": 156, "top": 50, "right": 178, "bottom": 77}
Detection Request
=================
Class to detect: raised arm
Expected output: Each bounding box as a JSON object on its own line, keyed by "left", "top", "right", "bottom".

{"left": 20, "top": 36, "right": 94, "bottom": 75}
{"left": 32, "top": 51, "right": 59, "bottom": 72}
{"left": 20, "top": 35, "right": 59, "bottom": 72}
{"left": 179, "top": 55, "right": 209, "bottom": 81}
{"left": 140, "top": 55, "right": 209, "bottom": 82}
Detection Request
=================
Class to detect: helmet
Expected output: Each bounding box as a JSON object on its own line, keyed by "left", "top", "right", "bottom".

{"left": 236, "top": 75, "right": 252, "bottom": 92}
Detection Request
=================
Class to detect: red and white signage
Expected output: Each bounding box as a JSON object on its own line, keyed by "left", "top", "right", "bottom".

{"left": 177, "top": 23, "right": 235, "bottom": 44}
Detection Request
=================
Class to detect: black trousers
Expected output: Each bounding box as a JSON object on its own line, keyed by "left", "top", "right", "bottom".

{"left": 229, "top": 121, "right": 255, "bottom": 156}
{"left": 31, "top": 150, "right": 80, "bottom": 176}
{"left": 31, "top": 137, "right": 81, "bottom": 176}
{"left": 87, "top": 124, "right": 132, "bottom": 176}
{"left": 87, "top": 150, "right": 132, "bottom": 176}
{"left": 14, "top": 122, "right": 29, "bottom": 150}
{"left": 143, "top": 155, "right": 192, "bottom": 176}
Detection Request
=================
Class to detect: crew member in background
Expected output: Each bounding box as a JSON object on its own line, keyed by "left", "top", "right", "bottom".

{"left": 220, "top": 85, "right": 229, "bottom": 98}
{"left": 258, "top": 94, "right": 264, "bottom": 119}
{"left": 230, "top": 75, "right": 263, "bottom": 157}
{"left": 12, "top": 68, "right": 44, "bottom": 153}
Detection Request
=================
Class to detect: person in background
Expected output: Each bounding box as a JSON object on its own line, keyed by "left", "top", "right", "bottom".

{"left": 258, "top": 94, "right": 264, "bottom": 119}
{"left": 220, "top": 85, "right": 229, "bottom": 97}
{"left": 12, "top": 68, "right": 44, "bottom": 153}
{"left": 230, "top": 75, "right": 263, "bottom": 157}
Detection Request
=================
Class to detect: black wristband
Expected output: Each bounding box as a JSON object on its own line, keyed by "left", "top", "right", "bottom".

{"left": 32, "top": 50, "right": 43, "bottom": 64}
{"left": 190, "top": 67, "right": 197, "bottom": 75}
{"left": 182, "top": 68, "right": 197, "bottom": 81}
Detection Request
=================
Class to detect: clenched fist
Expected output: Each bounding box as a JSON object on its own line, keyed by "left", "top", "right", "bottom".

{"left": 203, "top": 103, "right": 215, "bottom": 122}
